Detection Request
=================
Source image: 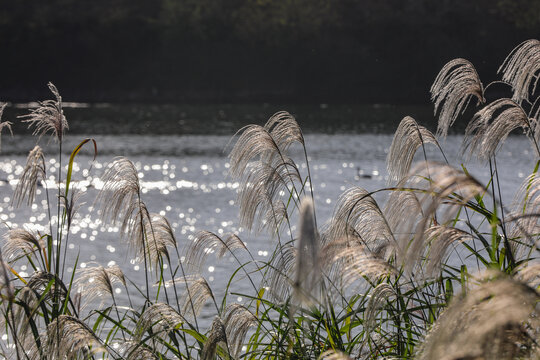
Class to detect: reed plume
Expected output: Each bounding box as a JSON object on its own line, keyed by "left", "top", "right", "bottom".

{"left": 417, "top": 276, "right": 539, "bottom": 360}
{"left": 394, "top": 162, "right": 485, "bottom": 271}
{"left": 174, "top": 275, "right": 215, "bottom": 319}
{"left": 75, "top": 264, "right": 126, "bottom": 308}
{"left": 386, "top": 116, "right": 439, "bottom": 184}
{"left": 327, "top": 186, "right": 394, "bottom": 253}
{"left": 12, "top": 145, "right": 46, "bottom": 207}
{"left": 0, "top": 102, "right": 12, "bottom": 152}
{"left": 2, "top": 228, "right": 44, "bottom": 264}
{"left": 36, "top": 315, "right": 106, "bottom": 360}
{"left": 293, "top": 197, "right": 321, "bottom": 306}
{"left": 364, "top": 283, "right": 396, "bottom": 334}
{"left": 498, "top": 39, "right": 540, "bottom": 105}
{"left": 19, "top": 82, "right": 68, "bottom": 141}
{"left": 463, "top": 98, "right": 538, "bottom": 160}
{"left": 430, "top": 58, "right": 485, "bottom": 138}
{"left": 184, "top": 230, "right": 248, "bottom": 274}
{"left": 134, "top": 303, "right": 185, "bottom": 341}
{"left": 424, "top": 225, "right": 473, "bottom": 276}
{"left": 222, "top": 303, "right": 257, "bottom": 358}
{"left": 201, "top": 316, "right": 228, "bottom": 360}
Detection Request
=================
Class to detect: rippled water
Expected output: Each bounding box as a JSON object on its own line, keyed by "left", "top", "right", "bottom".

{"left": 0, "top": 128, "right": 536, "bottom": 329}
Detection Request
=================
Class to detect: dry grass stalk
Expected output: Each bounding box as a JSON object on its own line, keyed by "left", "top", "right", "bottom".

{"left": 498, "top": 39, "right": 540, "bottom": 105}
{"left": 430, "top": 58, "right": 485, "bottom": 138}
{"left": 386, "top": 116, "right": 439, "bottom": 184}
{"left": 19, "top": 82, "right": 68, "bottom": 141}
{"left": 12, "top": 145, "right": 46, "bottom": 207}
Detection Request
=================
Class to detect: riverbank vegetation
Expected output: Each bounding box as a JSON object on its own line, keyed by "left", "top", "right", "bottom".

{"left": 1, "top": 40, "right": 540, "bottom": 359}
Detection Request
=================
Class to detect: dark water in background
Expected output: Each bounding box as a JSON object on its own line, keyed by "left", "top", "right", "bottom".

{"left": 0, "top": 103, "right": 536, "bottom": 331}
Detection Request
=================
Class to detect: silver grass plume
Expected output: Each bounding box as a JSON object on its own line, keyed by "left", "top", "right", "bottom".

{"left": 20, "top": 82, "right": 68, "bottom": 141}
{"left": 12, "top": 145, "right": 46, "bottom": 207}
{"left": 0, "top": 102, "right": 13, "bottom": 152}
{"left": 383, "top": 190, "right": 423, "bottom": 236}
{"left": 222, "top": 303, "right": 257, "bottom": 358}
{"left": 386, "top": 116, "right": 439, "bottom": 184}
{"left": 293, "top": 197, "right": 321, "bottom": 306}
{"left": 236, "top": 158, "right": 300, "bottom": 232}
{"left": 320, "top": 350, "right": 354, "bottom": 360}
{"left": 515, "top": 263, "right": 540, "bottom": 288}
{"left": 364, "top": 283, "right": 396, "bottom": 334}
{"left": 0, "top": 260, "right": 14, "bottom": 301}
{"left": 134, "top": 303, "right": 185, "bottom": 341}
{"left": 320, "top": 238, "right": 396, "bottom": 289}
{"left": 26, "top": 271, "right": 69, "bottom": 304}
{"left": 2, "top": 228, "right": 44, "bottom": 264}
{"left": 96, "top": 157, "right": 141, "bottom": 237}
{"left": 228, "top": 112, "right": 305, "bottom": 233}
{"left": 327, "top": 186, "right": 394, "bottom": 253}
{"left": 263, "top": 111, "right": 305, "bottom": 151}
{"left": 265, "top": 244, "right": 296, "bottom": 302}
{"left": 184, "top": 231, "right": 248, "bottom": 274}
{"left": 33, "top": 315, "right": 106, "bottom": 360}
{"left": 506, "top": 172, "right": 540, "bottom": 257}
{"left": 201, "top": 316, "right": 228, "bottom": 360}
{"left": 123, "top": 342, "right": 159, "bottom": 360}
{"left": 430, "top": 58, "right": 485, "bottom": 138}
{"left": 417, "top": 276, "right": 539, "bottom": 360}
{"left": 498, "top": 39, "right": 540, "bottom": 105}
{"left": 395, "top": 162, "right": 484, "bottom": 271}
{"left": 424, "top": 225, "right": 473, "bottom": 276}
{"left": 174, "top": 275, "right": 215, "bottom": 319}
{"left": 463, "top": 98, "right": 538, "bottom": 160}
{"left": 75, "top": 264, "right": 126, "bottom": 308}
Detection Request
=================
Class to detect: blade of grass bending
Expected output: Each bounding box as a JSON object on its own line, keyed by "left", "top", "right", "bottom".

{"left": 61, "top": 253, "right": 79, "bottom": 315}
{"left": 65, "top": 138, "right": 97, "bottom": 197}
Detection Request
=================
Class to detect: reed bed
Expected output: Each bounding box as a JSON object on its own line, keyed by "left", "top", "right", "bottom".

{"left": 1, "top": 40, "right": 540, "bottom": 359}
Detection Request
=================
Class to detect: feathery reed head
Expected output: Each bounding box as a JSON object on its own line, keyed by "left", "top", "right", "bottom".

{"left": 184, "top": 230, "right": 247, "bottom": 273}
{"left": 13, "top": 145, "right": 46, "bottom": 207}
{"left": 386, "top": 116, "right": 438, "bottom": 184}
{"left": 431, "top": 58, "right": 485, "bottom": 138}
{"left": 327, "top": 186, "right": 394, "bottom": 252}
{"left": 2, "top": 228, "right": 43, "bottom": 264}
{"left": 201, "top": 316, "right": 228, "bottom": 360}
{"left": 42, "top": 315, "right": 106, "bottom": 360}
{"left": 293, "top": 197, "right": 321, "bottom": 306}
{"left": 499, "top": 39, "right": 540, "bottom": 104}
{"left": 75, "top": 263, "right": 126, "bottom": 308}
{"left": 418, "top": 276, "right": 539, "bottom": 360}
{"left": 20, "top": 82, "right": 68, "bottom": 141}
{"left": 463, "top": 98, "right": 534, "bottom": 160}
{"left": 222, "top": 304, "right": 257, "bottom": 358}
{"left": 0, "top": 102, "right": 13, "bottom": 152}
{"left": 134, "top": 303, "right": 185, "bottom": 341}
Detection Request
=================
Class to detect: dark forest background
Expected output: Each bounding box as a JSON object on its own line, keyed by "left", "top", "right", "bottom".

{"left": 1, "top": 0, "right": 540, "bottom": 104}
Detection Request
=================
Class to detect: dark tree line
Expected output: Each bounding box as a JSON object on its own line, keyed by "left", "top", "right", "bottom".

{"left": 1, "top": 0, "right": 539, "bottom": 103}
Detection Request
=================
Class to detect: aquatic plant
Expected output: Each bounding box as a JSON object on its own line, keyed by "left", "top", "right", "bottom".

{"left": 0, "top": 40, "right": 539, "bottom": 360}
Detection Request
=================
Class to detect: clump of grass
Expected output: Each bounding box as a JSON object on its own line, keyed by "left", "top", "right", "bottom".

{"left": 1, "top": 40, "right": 540, "bottom": 360}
